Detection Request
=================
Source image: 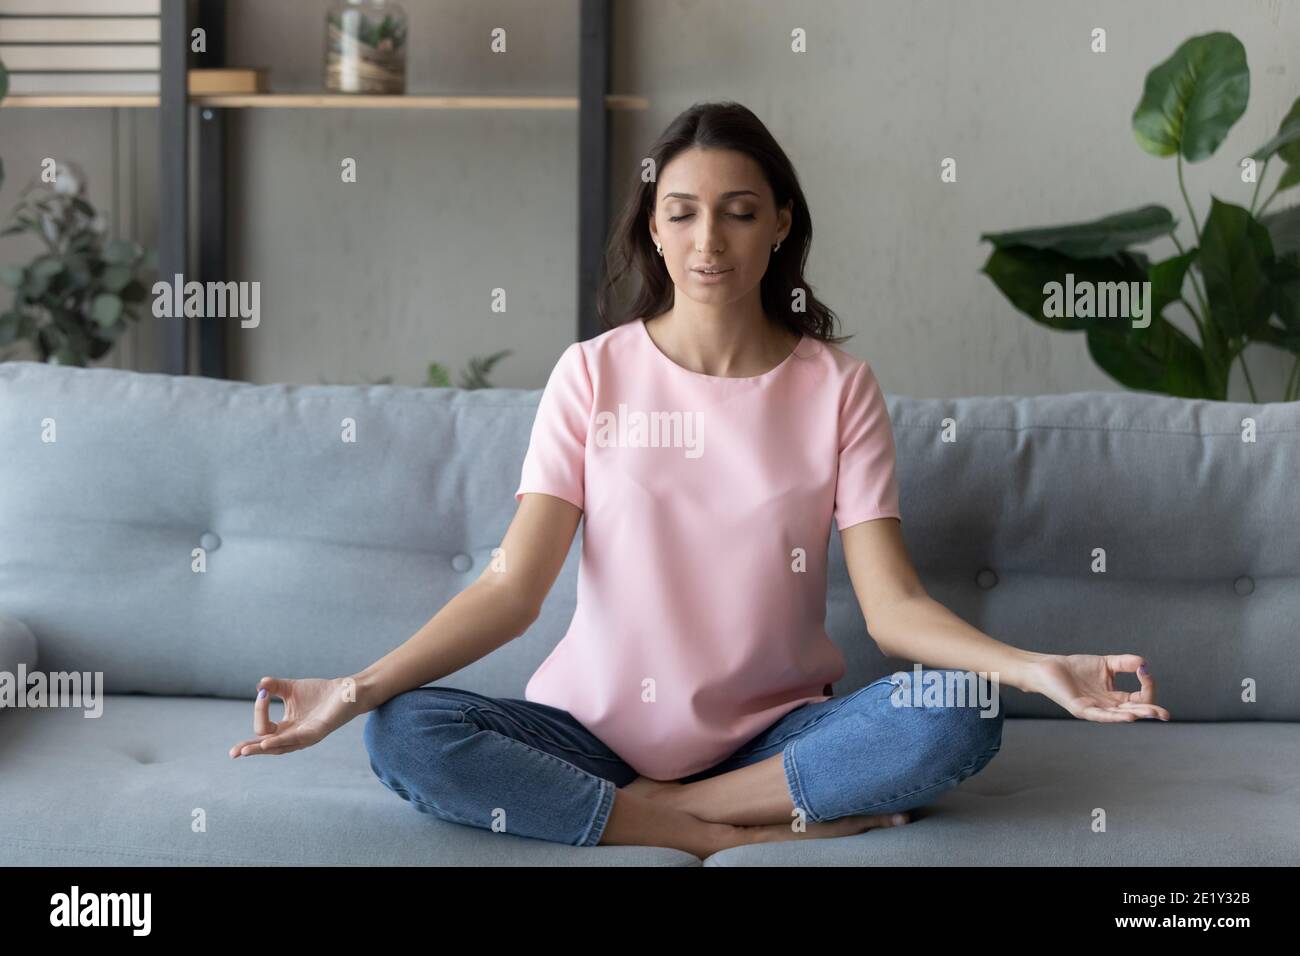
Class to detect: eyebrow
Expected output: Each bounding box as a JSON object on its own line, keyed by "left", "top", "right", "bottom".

{"left": 663, "top": 190, "right": 759, "bottom": 201}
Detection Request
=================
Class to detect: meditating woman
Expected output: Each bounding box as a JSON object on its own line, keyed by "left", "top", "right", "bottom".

{"left": 228, "top": 101, "right": 1169, "bottom": 856}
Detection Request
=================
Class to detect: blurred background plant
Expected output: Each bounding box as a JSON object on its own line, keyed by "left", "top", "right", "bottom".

{"left": 422, "top": 349, "right": 511, "bottom": 388}
{"left": 980, "top": 31, "right": 1300, "bottom": 402}
{"left": 319, "top": 349, "right": 512, "bottom": 387}
{"left": 0, "top": 159, "right": 156, "bottom": 365}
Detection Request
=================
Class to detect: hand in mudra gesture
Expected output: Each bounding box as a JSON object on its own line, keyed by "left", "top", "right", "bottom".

{"left": 228, "top": 675, "right": 364, "bottom": 758}
{"left": 1028, "top": 654, "right": 1171, "bottom": 723}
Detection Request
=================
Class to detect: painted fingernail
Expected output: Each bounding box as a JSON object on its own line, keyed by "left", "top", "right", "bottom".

{"left": 257, "top": 687, "right": 267, "bottom": 700}
{"left": 1138, "top": 665, "right": 1149, "bottom": 676}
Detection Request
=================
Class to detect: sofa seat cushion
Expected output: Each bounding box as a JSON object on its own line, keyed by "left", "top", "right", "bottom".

{"left": 0, "top": 695, "right": 696, "bottom": 866}
{"left": 705, "top": 717, "right": 1300, "bottom": 865}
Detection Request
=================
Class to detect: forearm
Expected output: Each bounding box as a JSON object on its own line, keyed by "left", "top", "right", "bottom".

{"left": 349, "top": 579, "right": 536, "bottom": 713}
{"left": 870, "top": 594, "right": 1050, "bottom": 693}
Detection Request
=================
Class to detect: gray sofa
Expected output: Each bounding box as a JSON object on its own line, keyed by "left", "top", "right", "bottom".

{"left": 1, "top": 358, "right": 1297, "bottom": 866}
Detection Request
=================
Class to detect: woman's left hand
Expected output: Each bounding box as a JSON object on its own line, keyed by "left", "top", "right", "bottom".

{"left": 1025, "top": 654, "right": 1171, "bottom": 723}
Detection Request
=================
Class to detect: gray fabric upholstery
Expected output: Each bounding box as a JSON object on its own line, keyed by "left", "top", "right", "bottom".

{"left": 0, "top": 613, "right": 38, "bottom": 696}
{"left": 1, "top": 359, "right": 1296, "bottom": 865}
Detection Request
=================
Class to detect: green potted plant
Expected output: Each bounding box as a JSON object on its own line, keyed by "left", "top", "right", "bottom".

{"left": 980, "top": 31, "right": 1300, "bottom": 402}
{"left": 318, "top": 350, "right": 512, "bottom": 387}
{"left": 0, "top": 160, "right": 156, "bottom": 365}
{"left": 423, "top": 350, "right": 511, "bottom": 388}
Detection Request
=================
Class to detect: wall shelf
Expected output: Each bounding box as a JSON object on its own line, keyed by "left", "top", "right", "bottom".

{"left": 194, "top": 93, "right": 648, "bottom": 110}
{"left": 1, "top": 93, "right": 647, "bottom": 110}
{"left": 1, "top": 95, "right": 160, "bottom": 108}
{"left": 3, "top": 0, "right": 622, "bottom": 376}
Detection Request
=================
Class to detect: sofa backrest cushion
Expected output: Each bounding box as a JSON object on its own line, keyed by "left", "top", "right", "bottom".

{"left": 1, "top": 361, "right": 1295, "bottom": 720}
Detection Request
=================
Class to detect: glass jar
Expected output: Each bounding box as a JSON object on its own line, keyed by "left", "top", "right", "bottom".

{"left": 325, "top": 0, "right": 408, "bottom": 94}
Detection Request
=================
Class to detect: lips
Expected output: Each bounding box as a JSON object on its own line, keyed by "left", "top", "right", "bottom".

{"left": 691, "top": 266, "right": 732, "bottom": 274}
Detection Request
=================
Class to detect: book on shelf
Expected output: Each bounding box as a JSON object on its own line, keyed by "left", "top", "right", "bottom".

{"left": 0, "top": 45, "right": 160, "bottom": 71}
{"left": 188, "top": 68, "right": 268, "bottom": 95}
{"left": 0, "top": 17, "right": 161, "bottom": 43}
{"left": 3, "top": 69, "right": 270, "bottom": 96}
{"left": 3, "top": 71, "right": 159, "bottom": 94}
{"left": 0, "top": 0, "right": 159, "bottom": 13}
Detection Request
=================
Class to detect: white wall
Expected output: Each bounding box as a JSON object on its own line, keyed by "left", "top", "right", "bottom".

{"left": 2, "top": 0, "right": 1297, "bottom": 399}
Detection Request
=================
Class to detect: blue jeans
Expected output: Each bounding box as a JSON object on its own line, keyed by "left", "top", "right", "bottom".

{"left": 362, "top": 669, "right": 1004, "bottom": 848}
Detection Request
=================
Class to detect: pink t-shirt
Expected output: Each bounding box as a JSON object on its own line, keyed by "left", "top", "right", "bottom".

{"left": 514, "top": 317, "right": 902, "bottom": 780}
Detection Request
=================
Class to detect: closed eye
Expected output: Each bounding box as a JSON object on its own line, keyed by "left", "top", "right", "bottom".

{"left": 668, "top": 213, "right": 756, "bottom": 222}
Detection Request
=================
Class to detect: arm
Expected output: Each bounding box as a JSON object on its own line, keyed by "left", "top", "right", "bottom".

{"left": 229, "top": 492, "right": 581, "bottom": 757}
{"left": 351, "top": 491, "right": 581, "bottom": 712}
{"left": 840, "top": 517, "right": 1170, "bottom": 723}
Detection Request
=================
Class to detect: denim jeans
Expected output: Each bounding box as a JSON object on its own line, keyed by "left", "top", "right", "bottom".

{"left": 362, "top": 669, "right": 1004, "bottom": 848}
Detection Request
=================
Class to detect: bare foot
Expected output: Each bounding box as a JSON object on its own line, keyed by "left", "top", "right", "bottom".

{"left": 702, "top": 811, "right": 910, "bottom": 855}
{"left": 621, "top": 775, "right": 684, "bottom": 801}
{"left": 755, "top": 811, "right": 911, "bottom": 843}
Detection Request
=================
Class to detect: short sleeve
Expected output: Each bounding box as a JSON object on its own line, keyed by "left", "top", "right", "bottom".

{"left": 834, "top": 360, "right": 902, "bottom": 531}
{"left": 514, "top": 342, "right": 592, "bottom": 512}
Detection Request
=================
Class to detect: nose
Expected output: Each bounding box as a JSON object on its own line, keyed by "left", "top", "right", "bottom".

{"left": 694, "top": 211, "right": 725, "bottom": 254}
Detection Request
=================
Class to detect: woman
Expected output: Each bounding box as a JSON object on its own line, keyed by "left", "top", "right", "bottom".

{"left": 228, "top": 102, "right": 1170, "bottom": 856}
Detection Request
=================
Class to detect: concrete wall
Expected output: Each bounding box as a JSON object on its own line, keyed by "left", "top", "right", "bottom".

{"left": 2, "top": 0, "right": 1298, "bottom": 399}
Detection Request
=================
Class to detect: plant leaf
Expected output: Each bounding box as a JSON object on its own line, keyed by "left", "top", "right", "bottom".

{"left": 1260, "top": 205, "right": 1300, "bottom": 256}
{"left": 1276, "top": 163, "right": 1300, "bottom": 195}
{"left": 1199, "top": 197, "right": 1274, "bottom": 340}
{"left": 91, "top": 292, "right": 123, "bottom": 326}
{"left": 424, "top": 362, "right": 451, "bottom": 388}
{"left": 1249, "top": 96, "right": 1300, "bottom": 163}
{"left": 980, "top": 246, "right": 1149, "bottom": 331}
{"left": 0, "top": 311, "right": 19, "bottom": 348}
{"left": 980, "top": 205, "right": 1175, "bottom": 258}
{"left": 101, "top": 264, "right": 133, "bottom": 293}
{"left": 1149, "top": 249, "right": 1197, "bottom": 318}
{"left": 102, "top": 239, "right": 137, "bottom": 266}
{"left": 1132, "top": 31, "right": 1250, "bottom": 162}
{"left": 1085, "top": 317, "right": 1216, "bottom": 398}
{"left": 1263, "top": 252, "right": 1300, "bottom": 347}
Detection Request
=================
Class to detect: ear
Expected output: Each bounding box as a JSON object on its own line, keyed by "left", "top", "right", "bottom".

{"left": 776, "top": 199, "right": 794, "bottom": 245}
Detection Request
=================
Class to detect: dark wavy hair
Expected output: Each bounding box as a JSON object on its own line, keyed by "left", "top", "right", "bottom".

{"left": 596, "top": 100, "right": 851, "bottom": 347}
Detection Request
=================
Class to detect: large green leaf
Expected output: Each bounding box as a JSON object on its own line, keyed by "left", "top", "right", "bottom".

{"left": 1250, "top": 96, "right": 1300, "bottom": 163}
{"left": 1261, "top": 205, "right": 1300, "bottom": 256}
{"left": 980, "top": 246, "right": 1149, "bottom": 331}
{"left": 1149, "top": 249, "right": 1197, "bottom": 318}
{"left": 1132, "top": 32, "right": 1250, "bottom": 162}
{"left": 1086, "top": 317, "right": 1216, "bottom": 398}
{"left": 1276, "top": 163, "right": 1300, "bottom": 196}
{"left": 1199, "top": 197, "right": 1274, "bottom": 340}
{"left": 1255, "top": 252, "right": 1300, "bottom": 350}
{"left": 980, "top": 205, "right": 1175, "bottom": 258}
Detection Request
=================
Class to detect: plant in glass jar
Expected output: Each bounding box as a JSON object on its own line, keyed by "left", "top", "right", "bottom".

{"left": 325, "top": 0, "right": 408, "bottom": 94}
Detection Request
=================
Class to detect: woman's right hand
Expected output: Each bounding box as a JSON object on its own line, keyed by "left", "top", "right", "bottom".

{"left": 228, "top": 675, "right": 366, "bottom": 758}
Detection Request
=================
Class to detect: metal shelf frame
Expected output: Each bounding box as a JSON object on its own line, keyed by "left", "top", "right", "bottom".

{"left": 157, "top": 0, "right": 619, "bottom": 377}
